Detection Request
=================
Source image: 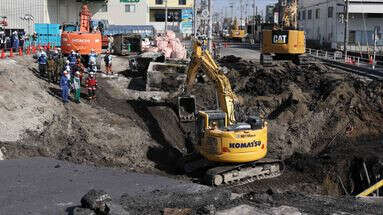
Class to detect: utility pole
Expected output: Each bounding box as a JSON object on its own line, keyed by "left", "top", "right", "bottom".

{"left": 208, "top": 0, "right": 212, "bottom": 52}
{"left": 240, "top": 0, "right": 243, "bottom": 30}
{"left": 165, "top": 0, "right": 168, "bottom": 32}
{"left": 193, "top": 0, "right": 196, "bottom": 37}
{"left": 230, "top": 3, "right": 234, "bottom": 22}
{"left": 344, "top": 0, "right": 349, "bottom": 61}
{"left": 373, "top": 27, "right": 378, "bottom": 69}
{"left": 253, "top": 0, "right": 256, "bottom": 37}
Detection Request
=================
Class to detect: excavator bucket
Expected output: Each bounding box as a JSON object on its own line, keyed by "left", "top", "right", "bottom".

{"left": 178, "top": 96, "right": 196, "bottom": 122}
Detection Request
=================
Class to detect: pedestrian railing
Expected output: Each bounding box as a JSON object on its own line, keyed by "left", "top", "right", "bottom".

{"left": 306, "top": 48, "right": 383, "bottom": 71}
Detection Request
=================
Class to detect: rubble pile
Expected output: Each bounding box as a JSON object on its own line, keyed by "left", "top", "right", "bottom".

{"left": 143, "top": 31, "right": 187, "bottom": 60}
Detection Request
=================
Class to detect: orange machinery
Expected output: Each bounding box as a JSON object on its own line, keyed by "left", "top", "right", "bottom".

{"left": 0, "top": 16, "right": 8, "bottom": 27}
{"left": 61, "top": 4, "right": 102, "bottom": 55}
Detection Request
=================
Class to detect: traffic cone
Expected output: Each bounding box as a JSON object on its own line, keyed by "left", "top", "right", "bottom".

{"left": 9, "top": 48, "right": 13, "bottom": 58}
{"left": 1, "top": 49, "right": 5, "bottom": 59}
{"left": 37, "top": 44, "right": 41, "bottom": 50}
{"left": 26, "top": 47, "right": 30, "bottom": 55}
{"left": 32, "top": 45, "right": 36, "bottom": 54}
{"left": 369, "top": 56, "right": 374, "bottom": 65}
{"left": 18, "top": 47, "right": 23, "bottom": 56}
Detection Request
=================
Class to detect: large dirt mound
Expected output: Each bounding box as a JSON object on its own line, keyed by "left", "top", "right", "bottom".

{"left": 190, "top": 56, "right": 383, "bottom": 159}
{"left": 0, "top": 57, "right": 187, "bottom": 174}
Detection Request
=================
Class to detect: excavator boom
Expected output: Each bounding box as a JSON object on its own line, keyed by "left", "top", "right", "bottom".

{"left": 179, "top": 41, "right": 237, "bottom": 124}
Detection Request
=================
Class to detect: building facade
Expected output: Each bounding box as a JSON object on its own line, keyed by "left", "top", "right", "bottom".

{"left": 92, "top": 0, "right": 149, "bottom": 25}
{"left": 148, "top": 0, "right": 194, "bottom": 32}
{"left": 0, "top": 0, "right": 148, "bottom": 34}
{"left": 298, "top": 0, "right": 383, "bottom": 51}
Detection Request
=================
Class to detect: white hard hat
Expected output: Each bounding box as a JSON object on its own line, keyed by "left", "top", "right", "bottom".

{"left": 63, "top": 70, "right": 68, "bottom": 74}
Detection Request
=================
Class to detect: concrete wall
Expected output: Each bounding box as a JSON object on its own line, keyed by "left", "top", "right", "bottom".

{"left": 92, "top": 0, "right": 149, "bottom": 25}
{"left": 298, "top": 0, "right": 383, "bottom": 49}
{"left": 0, "top": 0, "right": 46, "bottom": 33}
{"left": 0, "top": 0, "right": 149, "bottom": 34}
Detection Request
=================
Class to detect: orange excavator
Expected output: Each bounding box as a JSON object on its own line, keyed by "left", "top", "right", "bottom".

{"left": 61, "top": 4, "right": 102, "bottom": 55}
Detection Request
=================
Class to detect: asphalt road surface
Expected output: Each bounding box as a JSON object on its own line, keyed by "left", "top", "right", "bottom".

{"left": 220, "top": 45, "right": 261, "bottom": 61}
{"left": 0, "top": 157, "right": 223, "bottom": 215}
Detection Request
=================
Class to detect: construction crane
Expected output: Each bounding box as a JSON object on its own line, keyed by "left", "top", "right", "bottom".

{"left": 177, "top": 40, "right": 284, "bottom": 186}
{"left": 261, "top": 0, "right": 305, "bottom": 65}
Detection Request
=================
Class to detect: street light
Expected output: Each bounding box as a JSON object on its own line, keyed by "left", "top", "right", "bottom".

{"left": 165, "top": 0, "right": 168, "bottom": 32}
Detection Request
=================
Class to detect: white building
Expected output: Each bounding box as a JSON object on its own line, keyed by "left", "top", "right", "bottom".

{"left": 298, "top": 0, "right": 383, "bottom": 51}
{"left": 0, "top": 0, "right": 148, "bottom": 34}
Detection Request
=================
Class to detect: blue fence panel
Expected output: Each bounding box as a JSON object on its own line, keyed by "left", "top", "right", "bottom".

{"left": 34, "top": 23, "right": 61, "bottom": 46}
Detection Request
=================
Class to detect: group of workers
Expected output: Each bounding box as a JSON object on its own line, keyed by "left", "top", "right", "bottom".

{"left": 37, "top": 48, "right": 113, "bottom": 104}
{"left": 0, "top": 31, "right": 37, "bottom": 51}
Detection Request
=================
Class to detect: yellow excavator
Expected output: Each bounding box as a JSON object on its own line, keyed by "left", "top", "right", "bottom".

{"left": 228, "top": 18, "right": 247, "bottom": 42}
{"left": 261, "top": 0, "right": 305, "bottom": 65}
{"left": 178, "top": 41, "right": 284, "bottom": 186}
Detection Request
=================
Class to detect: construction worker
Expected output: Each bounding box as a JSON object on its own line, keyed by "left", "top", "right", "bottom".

{"left": 74, "top": 58, "right": 85, "bottom": 83}
{"left": 72, "top": 71, "right": 81, "bottom": 103}
{"left": 11, "top": 31, "right": 19, "bottom": 52}
{"left": 38, "top": 52, "right": 48, "bottom": 77}
{"left": 86, "top": 72, "right": 97, "bottom": 100}
{"left": 54, "top": 48, "right": 65, "bottom": 83}
{"left": 89, "top": 48, "right": 97, "bottom": 66}
{"left": 47, "top": 55, "right": 57, "bottom": 83}
{"left": 0, "top": 31, "right": 5, "bottom": 50}
{"left": 37, "top": 47, "right": 46, "bottom": 59}
{"left": 31, "top": 32, "right": 37, "bottom": 46}
{"left": 60, "top": 70, "right": 71, "bottom": 103}
{"left": 68, "top": 50, "right": 77, "bottom": 71}
{"left": 107, "top": 36, "right": 114, "bottom": 51}
{"left": 104, "top": 50, "right": 112, "bottom": 76}
{"left": 89, "top": 48, "right": 97, "bottom": 60}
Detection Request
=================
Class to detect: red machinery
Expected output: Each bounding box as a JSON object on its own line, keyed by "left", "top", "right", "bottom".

{"left": 61, "top": 4, "right": 102, "bottom": 55}
{"left": 0, "top": 16, "right": 8, "bottom": 27}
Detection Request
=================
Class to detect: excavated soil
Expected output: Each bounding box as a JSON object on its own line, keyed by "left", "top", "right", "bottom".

{"left": 2, "top": 54, "right": 383, "bottom": 201}
{"left": 0, "top": 56, "right": 188, "bottom": 177}
{"left": 185, "top": 55, "right": 383, "bottom": 195}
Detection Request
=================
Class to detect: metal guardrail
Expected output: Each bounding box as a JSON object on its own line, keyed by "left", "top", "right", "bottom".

{"left": 306, "top": 48, "right": 382, "bottom": 71}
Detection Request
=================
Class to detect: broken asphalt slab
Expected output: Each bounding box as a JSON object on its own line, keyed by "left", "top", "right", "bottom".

{"left": 0, "top": 157, "right": 230, "bottom": 215}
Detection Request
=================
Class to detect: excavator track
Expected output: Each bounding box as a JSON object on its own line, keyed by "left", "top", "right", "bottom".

{"left": 204, "top": 158, "right": 285, "bottom": 187}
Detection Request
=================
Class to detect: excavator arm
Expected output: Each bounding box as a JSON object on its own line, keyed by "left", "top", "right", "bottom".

{"left": 179, "top": 41, "right": 238, "bottom": 124}
{"left": 282, "top": 0, "right": 298, "bottom": 29}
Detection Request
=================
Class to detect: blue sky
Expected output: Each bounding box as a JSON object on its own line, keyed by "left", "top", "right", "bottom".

{"left": 212, "top": 0, "right": 277, "bottom": 18}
